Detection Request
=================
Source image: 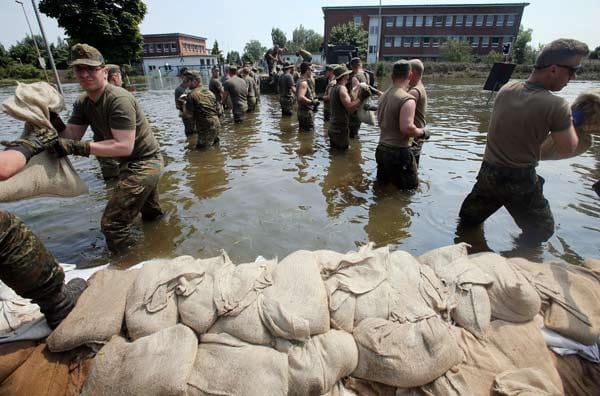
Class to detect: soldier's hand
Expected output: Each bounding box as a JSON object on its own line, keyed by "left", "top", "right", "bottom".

{"left": 1, "top": 136, "right": 47, "bottom": 162}
{"left": 53, "top": 138, "right": 91, "bottom": 157}
{"left": 31, "top": 127, "right": 59, "bottom": 149}
{"left": 417, "top": 130, "right": 431, "bottom": 141}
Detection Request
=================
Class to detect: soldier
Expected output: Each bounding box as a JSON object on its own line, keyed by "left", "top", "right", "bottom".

{"left": 222, "top": 65, "right": 248, "bottom": 123}
{"left": 53, "top": 43, "right": 164, "bottom": 254}
{"left": 175, "top": 67, "right": 194, "bottom": 137}
{"left": 106, "top": 64, "right": 123, "bottom": 87}
{"left": 407, "top": 59, "right": 428, "bottom": 167}
{"left": 328, "top": 65, "right": 362, "bottom": 150}
{"left": 347, "top": 57, "right": 382, "bottom": 139}
{"left": 296, "top": 62, "right": 319, "bottom": 131}
{"left": 322, "top": 64, "right": 336, "bottom": 122}
{"left": 278, "top": 62, "right": 296, "bottom": 117}
{"left": 458, "top": 38, "right": 588, "bottom": 242}
{"left": 376, "top": 60, "right": 429, "bottom": 190}
{"left": 242, "top": 67, "right": 258, "bottom": 112}
{"left": 183, "top": 70, "right": 221, "bottom": 149}
{"left": 264, "top": 44, "right": 279, "bottom": 77}
{"left": 295, "top": 48, "right": 313, "bottom": 64}
{"left": 209, "top": 66, "right": 225, "bottom": 118}
{"left": 252, "top": 67, "right": 261, "bottom": 96}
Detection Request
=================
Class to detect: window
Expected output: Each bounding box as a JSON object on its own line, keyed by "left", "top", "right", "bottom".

{"left": 394, "top": 36, "right": 402, "bottom": 47}
{"left": 441, "top": 37, "right": 448, "bottom": 47}
{"left": 405, "top": 15, "right": 413, "bottom": 27}
{"left": 171, "top": 43, "right": 177, "bottom": 52}
{"left": 423, "top": 37, "right": 430, "bottom": 48}
{"left": 432, "top": 37, "right": 440, "bottom": 48}
{"left": 143, "top": 44, "right": 149, "bottom": 52}
{"left": 471, "top": 36, "right": 480, "bottom": 47}
{"left": 434, "top": 16, "right": 443, "bottom": 27}
{"left": 496, "top": 15, "right": 504, "bottom": 26}
{"left": 482, "top": 36, "right": 489, "bottom": 48}
{"left": 156, "top": 43, "right": 163, "bottom": 53}
{"left": 354, "top": 16, "right": 362, "bottom": 26}
{"left": 465, "top": 15, "right": 473, "bottom": 26}
{"left": 385, "top": 36, "right": 393, "bottom": 48}
{"left": 506, "top": 15, "right": 515, "bottom": 26}
{"left": 385, "top": 16, "right": 394, "bottom": 27}
{"left": 413, "top": 37, "right": 421, "bottom": 47}
{"left": 491, "top": 37, "right": 500, "bottom": 48}
{"left": 486, "top": 15, "right": 494, "bottom": 26}
{"left": 403, "top": 37, "right": 412, "bottom": 47}
{"left": 200, "top": 59, "right": 205, "bottom": 66}
{"left": 476, "top": 15, "right": 484, "bottom": 26}
{"left": 369, "top": 25, "right": 379, "bottom": 35}
{"left": 149, "top": 65, "right": 156, "bottom": 71}
{"left": 455, "top": 15, "right": 463, "bottom": 26}
{"left": 415, "top": 16, "right": 423, "bottom": 27}
{"left": 445, "top": 15, "right": 453, "bottom": 26}
{"left": 369, "top": 45, "right": 377, "bottom": 54}
{"left": 425, "top": 16, "right": 433, "bottom": 27}
{"left": 396, "top": 16, "right": 404, "bottom": 27}
{"left": 503, "top": 36, "right": 512, "bottom": 45}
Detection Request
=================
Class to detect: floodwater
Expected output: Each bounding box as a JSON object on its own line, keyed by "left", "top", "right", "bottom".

{"left": 0, "top": 77, "right": 598, "bottom": 267}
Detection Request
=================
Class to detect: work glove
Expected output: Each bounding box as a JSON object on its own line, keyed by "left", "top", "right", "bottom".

{"left": 416, "top": 130, "right": 431, "bottom": 141}
{"left": 1, "top": 127, "right": 58, "bottom": 162}
{"left": 363, "top": 102, "right": 378, "bottom": 112}
{"left": 311, "top": 99, "right": 320, "bottom": 112}
{"left": 49, "top": 111, "right": 66, "bottom": 133}
{"left": 53, "top": 138, "right": 91, "bottom": 157}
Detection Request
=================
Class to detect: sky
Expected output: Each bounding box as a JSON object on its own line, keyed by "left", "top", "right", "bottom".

{"left": 1, "top": 0, "right": 599, "bottom": 55}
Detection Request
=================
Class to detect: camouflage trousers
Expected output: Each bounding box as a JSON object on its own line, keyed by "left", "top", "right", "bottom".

{"left": 247, "top": 96, "right": 257, "bottom": 112}
{"left": 0, "top": 211, "right": 64, "bottom": 302}
{"left": 328, "top": 126, "right": 350, "bottom": 150}
{"left": 349, "top": 114, "right": 361, "bottom": 138}
{"left": 375, "top": 144, "right": 419, "bottom": 190}
{"left": 298, "top": 108, "right": 314, "bottom": 131}
{"left": 101, "top": 154, "right": 164, "bottom": 253}
{"left": 196, "top": 122, "right": 220, "bottom": 149}
{"left": 459, "top": 161, "right": 555, "bottom": 242}
{"left": 93, "top": 135, "right": 120, "bottom": 180}
{"left": 280, "top": 96, "right": 295, "bottom": 116}
{"left": 182, "top": 114, "right": 195, "bottom": 136}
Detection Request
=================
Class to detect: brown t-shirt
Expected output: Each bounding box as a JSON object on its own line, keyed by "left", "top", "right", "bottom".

{"left": 68, "top": 84, "right": 160, "bottom": 162}
{"left": 410, "top": 83, "right": 427, "bottom": 128}
{"left": 330, "top": 84, "right": 349, "bottom": 130}
{"left": 186, "top": 87, "right": 220, "bottom": 129}
{"left": 483, "top": 81, "right": 572, "bottom": 168}
{"left": 244, "top": 76, "right": 257, "bottom": 98}
{"left": 377, "top": 86, "right": 415, "bottom": 147}
{"left": 278, "top": 73, "right": 295, "bottom": 100}
{"left": 209, "top": 77, "right": 223, "bottom": 103}
{"left": 223, "top": 75, "right": 248, "bottom": 112}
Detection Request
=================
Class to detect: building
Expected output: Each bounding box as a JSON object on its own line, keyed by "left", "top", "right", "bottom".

{"left": 322, "top": 3, "right": 528, "bottom": 63}
{"left": 141, "top": 33, "right": 218, "bottom": 76}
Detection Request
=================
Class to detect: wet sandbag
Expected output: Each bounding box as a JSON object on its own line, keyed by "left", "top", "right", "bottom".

{"left": 0, "top": 82, "right": 87, "bottom": 202}
{"left": 468, "top": 252, "right": 541, "bottom": 322}
{"left": 417, "top": 242, "right": 471, "bottom": 268}
{"left": 493, "top": 367, "right": 562, "bottom": 396}
{"left": 351, "top": 83, "right": 376, "bottom": 126}
{"left": 287, "top": 330, "right": 358, "bottom": 396}
{"left": 48, "top": 269, "right": 139, "bottom": 352}
{"left": 0, "top": 341, "right": 37, "bottom": 383}
{"left": 82, "top": 324, "right": 198, "bottom": 396}
{"left": 510, "top": 258, "right": 600, "bottom": 345}
{"left": 352, "top": 317, "right": 463, "bottom": 388}
{"left": 261, "top": 250, "right": 330, "bottom": 341}
{"left": 187, "top": 333, "right": 288, "bottom": 396}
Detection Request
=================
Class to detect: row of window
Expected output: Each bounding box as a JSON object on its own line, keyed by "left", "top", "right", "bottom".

{"left": 359, "top": 13, "right": 516, "bottom": 30}
{"left": 144, "top": 42, "right": 178, "bottom": 54}
{"left": 382, "top": 35, "right": 512, "bottom": 49}
{"left": 147, "top": 58, "right": 216, "bottom": 71}
{"left": 182, "top": 42, "right": 206, "bottom": 54}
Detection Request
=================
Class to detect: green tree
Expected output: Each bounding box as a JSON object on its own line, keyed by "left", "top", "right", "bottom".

{"left": 50, "top": 37, "right": 70, "bottom": 69}
{"left": 226, "top": 51, "right": 241, "bottom": 65}
{"left": 288, "top": 25, "right": 323, "bottom": 53}
{"left": 513, "top": 27, "right": 534, "bottom": 64}
{"left": 329, "top": 22, "right": 368, "bottom": 59}
{"left": 588, "top": 45, "right": 599, "bottom": 60}
{"left": 211, "top": 40, "right": 225, "bottom": 64}
{"left": 38, "top": 0, "right": 147, "bottom": 65}
{"left": 243, "top": 40, "right": 267, "bottom": 63}
{"left": 439, "top": 39, "right": 473, "bottom": 62}
{"left": 271, "top": 28, "right": 287, "bottom": 48}
{"left": 9, "top": 35, "right": 44, "bottom": 66}
{"left": 0, "top": 44, "right": 13, "bottom": 68}
{"left": 481, "top": 50, "right": 503, "bottom": 65}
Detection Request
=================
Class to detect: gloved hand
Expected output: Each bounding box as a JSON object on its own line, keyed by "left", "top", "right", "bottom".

{"left": 1, "top": 128, "right": 58, "bottom": 162}
{"left": 416, "top": 130, "right": 431, "bottom": 141}
{"left": 49, "top": 111, "right": 66, "bottom": 133}
{"left": 363, "top": 102, "right": 378, "bottom": 112}
{"left": 53, "top": 138, "right": 91, "bottom": 157}
{"left": 312, "top": 99, "right": 320, "bottom": 112}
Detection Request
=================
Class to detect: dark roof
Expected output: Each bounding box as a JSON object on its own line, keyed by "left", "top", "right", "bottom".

{"left": 142, "top": 33, "right": 207, "bottom": 41}
{"left": 322, "top": 3, "right": 529, "bottom": 12}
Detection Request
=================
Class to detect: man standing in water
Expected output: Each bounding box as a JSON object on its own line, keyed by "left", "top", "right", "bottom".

{"left": 296, "top": 63, "right": 318, "bottom": 131}
{"left": 278, "top": 63, "right": 296, "bottom": 117}
{"left": 347, "top": 57, "right": 381, "bottom": 139}
{"left": 183, "top": 70, "right": 221, "bottom": 148}
{"left": 458, "top": 38, "right": 588, "bottom": 243}
{"left": 222, "top": 65, "right": 248, "bottom": 123}
{"left": 322, "top": 64, "right": 336, "bottom": 122}
{"left": 174, "top": 67, "right": 193, "bottom": 137}
{"left": 242, "top": 67, "right": 258, "bottom": 112}
{"left": 376, "top": 60, "right": 429, "bottom": 189}
{"left": 328, "top": 65, "right": 362, "bottom": 150}
{"left": 407, "top": 59, "right": 428, "bottom": 167}
{"left": 209, "top": 66, "right": 224, "bottom": 118}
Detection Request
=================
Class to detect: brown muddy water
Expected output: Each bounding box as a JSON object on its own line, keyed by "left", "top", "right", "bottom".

{"left": 0, "top": 77, "right": 598, "bottom": 267}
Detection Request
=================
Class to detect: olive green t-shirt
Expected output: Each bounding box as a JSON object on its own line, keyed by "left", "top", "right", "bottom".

{"left": 223, "top": 75, "right": 248, "bottom": 112}
{"left": 377, "top": 86, "right": 415, "bottom": 147}
{"left": 278, "top": 73, "right": 295, "bottom": 100}
{"left": 483, "top": 81, "right": 572, "bottom": 168}
{"left": 244, "top": 76, "right": 257, "bottom": 98}
{"left": 410, "top": 83, "right": 427, "bottom": 128}
{"left": 68, "top": 84, "right": 160, "bottom": 162}
{"left": 330, "top": 84, "right": 349, "bottom": 130}
{"left": 208, "top": 77, "right": 223, "bottom": 103}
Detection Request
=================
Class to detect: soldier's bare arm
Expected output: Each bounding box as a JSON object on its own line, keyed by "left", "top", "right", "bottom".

{"left": 399, "top": 100, "right": 426, "bottom": 138}
{"left": 89, "top": 129, "right": 135, "bottom": 157}
{"left": 550, "top": 125, "right": 579, "bottom": 158}
{"left": 60, "top": 123, "right": 88, "bottom": 140}
{"left": 0, "top": 151, "right": 27, "bottom": 181}
{"left": 340, "top": 86, "right": 361, "bottom": 113}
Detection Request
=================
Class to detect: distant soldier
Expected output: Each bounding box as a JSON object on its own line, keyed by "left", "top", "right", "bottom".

{"left": 209, "top": 66, "right": 224, "bottom": 118}
{"left": 106, "top": 64, "right": 123, "bottom": 87}
{"left": 264, "top": 45, "right": 279, "bottom": 77}
{"left": 278, "top": 62, "right": 296, "bottom": 117}
{"left": 328, "top": 65, "right": 362, "bottom": 150}
{"left": 407, "top": 59, "right": 428, "bottom": 166}
{"left": 242, "top": 67, "right": 258, "bottom": 112}
{"left": 183, "top": 70, "right": 221, "bottom": 148}
{"left": 347, "top": 57, "right": 382, "bottom": 139}
{"left": 175, "top": 67, "right": 194, "bottom": 136}
{"left": 252, "top": 67, "right": 261, "bottom": 96}
{"left": 222, "top": 65, "right": 248, "bottom": 123}
{"left": 296, "top": 62, "right": 318, "bottom": 131}
{"left": 322, "top": 64, "right": 336, "bottom": 122}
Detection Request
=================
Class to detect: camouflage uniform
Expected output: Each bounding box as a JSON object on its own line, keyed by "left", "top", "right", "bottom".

{"left": 297, "top": 77, "right": 315, "bottom": 131}
{"left": 186, "top": 87, "right": 221, "bottom": 148}
{"left": 175, "top": 82, "right": 194, "bottom": 136}
{"left": 459, "top": 162, "right": 554, "bottom": 241}
{"left": 375, "top": 144, "right": 419, "bottom": 190}
{"left": 279, "top": 71, "right": 296, "bottom": 117}
{"left": 0, "top": 211, "right": 64, "bottom": 305}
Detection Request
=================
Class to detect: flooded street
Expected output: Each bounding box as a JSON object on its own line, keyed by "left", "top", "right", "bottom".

{"left": 0, "top": 77, "right": 598, "bottom": 267}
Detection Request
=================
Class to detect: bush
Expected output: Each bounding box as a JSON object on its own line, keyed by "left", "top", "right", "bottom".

{"left": 482, "top": 50, "right": 504, "bottom": 65}
{"left": 375, "top": 62, "right": 390, "bottom": 77}
{"left": 0, "top": 63, "right": 43, "bottom": 80}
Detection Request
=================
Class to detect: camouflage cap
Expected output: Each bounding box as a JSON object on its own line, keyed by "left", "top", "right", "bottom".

{"left": 333, "top": 65, "right": 351, "bottom": 80}
{"left": 349, "top": 57, "right": 362, "bottom": 67}
{"left": 184, "top": 69, "right": 202, "bottom": 82}
{"left": 106, "top": 64, "right": 121, "bottom": 80}
{"left": 325, "top": 64, "right": 337, "bottom": 72}
{"left": 70, "top": 43, "right": 104, "bottom": 67}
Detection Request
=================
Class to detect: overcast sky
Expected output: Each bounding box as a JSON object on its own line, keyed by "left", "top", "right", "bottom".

{"left": 1, "top": 0, "right": 598, "bottom": 55}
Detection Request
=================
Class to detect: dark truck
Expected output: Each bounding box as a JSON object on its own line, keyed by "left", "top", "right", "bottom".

{"left": 325, "top": 44, "right": 357, "bottom": 65}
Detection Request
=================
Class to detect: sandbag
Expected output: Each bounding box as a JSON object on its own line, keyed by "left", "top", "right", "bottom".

{"left": 468, "top": 253, "right": 541, "bottom": 323}
{"left": 287, "top": 330, "right": 358, "bottom": 396}
{"left": 493, "top": 367, "right": 562, "bottom": 395}
{"left": 0, "top": 82, "right": 88, "bottom": 202}
{"left": 48, "top": 269, "right": 139, "bottom": 352}
{"left": 187, "top": 332, "right": 288, "bottom": 396}
{"left": 0, "top": 340, "right": 36, "bottom": 383}
{"left": 82, "top": 325, "right": 198, "bottom": 396}
{"left": 352, "top": 317, "right": 463, "bottom": 388}
{"left": 418, "top": 242, "right": 471, "bottom": 268}
{"left": 351, "top": 83, "right": 376, "bottom": 126}
{"left": 551, "top": 353, "right": 600, "bottom": 396}
{"left": 261, "top": 250, "right": 330, "bottom": 341}
{"left": 0, "top": 280, "right": 45, "bottom": 337}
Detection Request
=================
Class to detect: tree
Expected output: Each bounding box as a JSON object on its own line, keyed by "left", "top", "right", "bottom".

{"left": 329, "top": 22, "right": 368, "bottom": 59}
{"left": 481, "top": 50, "right": 503, "bottom": 65}
{"left": 50, "top": 37, "right": 70, "bottom": 69}
{"left": 0, "top": 44, "right": 13, "bottom": 68}
{"left": 226, "top": 51, "right": 241, "bottom": 65}
{"left": 9, "top": 35, "right": 44, "bottom": 66}
{"left": 38, "top": 0, "right": 147, "bottom": 65}
{"left": 243, "top": 40, "right": 267, "bottom": 63}
{"left": 211, "top": 40, "right": 225, "bottom": 64}
{"left": 288, "top": 25, "right": 323, "bottom": 53}
{"left": 439, "top": 39, "right": 473, "bottom": 62}
{"left": 271, "top": 28, "right": 287, "bottom": 48}
{"left": 513, "top": 26, "right": 534, "bottom": 64}
{"left": 588, "top": 46, "right": 600, "bottom": 60}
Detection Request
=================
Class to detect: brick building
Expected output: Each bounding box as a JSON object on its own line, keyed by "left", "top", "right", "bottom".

{"left": 322, "top": 3, "right": 528, "bottom": 63}
{"left": 141, "top": 33, "right": 217, "bottom": 76}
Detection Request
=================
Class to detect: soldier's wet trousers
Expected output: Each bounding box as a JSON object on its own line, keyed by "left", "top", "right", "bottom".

{"left": 349, "top": 114, "right": 361, "bottom": 138}
{"left": 328, "top": 126, "right": 350, "bottom": 150}
{"left": 375, "top": 144, "right": 419, "bottom": 190}
{"left": 280, "top": 97, "right": 294, "bottom": 116}
{"left": 298, "top": 108, "right": 314, "bottom": 131}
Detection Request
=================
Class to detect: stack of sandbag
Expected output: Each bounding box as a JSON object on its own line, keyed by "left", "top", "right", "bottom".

{"left": 0, "top": 81, "right": 88, "bottom": 202}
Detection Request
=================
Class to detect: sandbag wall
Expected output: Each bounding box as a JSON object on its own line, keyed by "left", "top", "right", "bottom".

{"left": 25, "top": 243, "right": 600, "bottom": 395}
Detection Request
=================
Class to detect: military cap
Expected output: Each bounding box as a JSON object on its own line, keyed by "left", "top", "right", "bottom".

{"left": 349, "top": 57, "right": 362, "bottom": 67}
{"left": 184, "top": 69, "right": 202, "bottom": 82}
{"left": 299, "top": 62, "right": 312, "bottom": 74}
{"left": 325, "top": 64, "right": 336, "bottom": 72}
{"left": 333, "top": 65, "right": 352, "bottom": 80}
{"left": 106, "top": 64, "right": 121, "bottom": 79}
{"left": 229, "top": 64, "right": 238, "bottom": 73}
{"left": 179, "top": 67, "right": 189, "bottom": 76}
{"left": 70, "top": 43, "right": 104, "bottom": 67}
{"left": 282, "top": 62, "right": 294, "bottom": 70}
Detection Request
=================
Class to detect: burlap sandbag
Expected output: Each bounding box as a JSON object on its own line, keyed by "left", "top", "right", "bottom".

{"left": 352, "top": 317, "right": 463, "bottom": 388}
{"left": 187, "top": 332, "right": 288, "bottom": 396}
{"left": 417, "top": 242, "right": 471, "bottom": 268}
{"left": 0, "top": 340, "right": 37, "bottom": 383}
{"left": 551, "top": 352, "right": 600, "bottom": 396}
{"left": 493, "top": 367, "right": 562, "bottom": 395}
{"left": 81, "top": 324, "right": 198, "bottom": 396}
{"left": 287, "top": 330, "right": 358, "bottom": 396}
{"left": 351, "top": 83, "right": 376, "bottom": 126}
{"left": 48, "top": 269, "right": 139, "bottom": 352}
{"left": 469, "top": 253, "right": 541, "bottom": 323}
{"left": 510, "top": 258, "right": 600, "bottom": 345}
{"left": 0, "top": 82, "right": 87, "bottom": 202}
{"left": 261, "top": 250, "right": 330, "bottom": 341}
